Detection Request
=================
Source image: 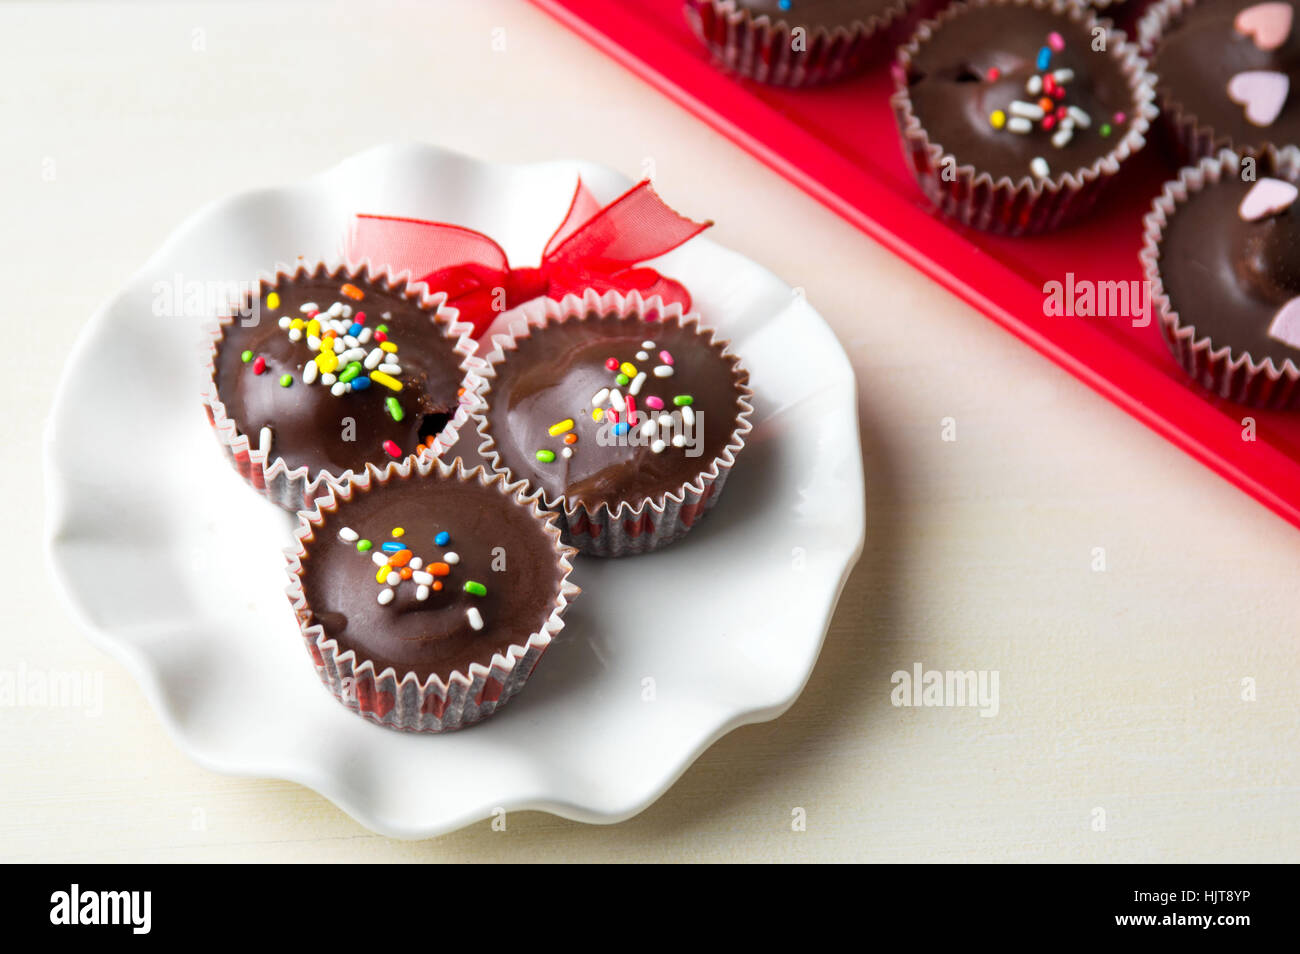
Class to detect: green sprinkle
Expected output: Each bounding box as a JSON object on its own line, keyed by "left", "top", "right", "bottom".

{"left": 615, "top": 373, "right": 630, "bottom": 386}
{"left": 673, "top": 395, "right": 694, "bottom": 406}
{"left": 463, "top": 581, "right": 487, "bottom": 597}
{"left": 279, "top": 374, "right": 293, "bottom": 387}
{"left": 536, "top": 449, "right": 556, "bottom": 463}
{"left": 356, "top": 539, "right": 372, "bottom": 552}
{"left": 1100, "top": 123, "right": 1112, "bottom": 138}
{"left": 376, "top": 324, "right": 389, "bottom": 333}
{"left": 385, "top": 396, "right": 404, "bottom": 421}
{"left": 338, "top": 361, "right": 362, "bottom": 383}
{"left": 241, "top": 350, "right": 253, "bottom": 363}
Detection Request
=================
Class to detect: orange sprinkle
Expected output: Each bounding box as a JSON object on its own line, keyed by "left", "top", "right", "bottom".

{"left": 564, "top": 433, "right": 577, "bottom": 445}
{"left": 430, "top": 562, "right": 450, "bottom": 577}
{"left": 1038, "top": 97, "right": 1053, "bottom": 113}
{"left": 340, "top": 283, "right": 365, "bottom": 300}
{"left": 387, "top": 550, "right": 412, "bottom": 568}
{"left": 433, "top": 581, "right": 443, "bottom": 591}
{"left": 399, "top": 567, "right": 413, "bottom": 580}
{"left": 457, "top": 387, "right": 465, "bottom": 397}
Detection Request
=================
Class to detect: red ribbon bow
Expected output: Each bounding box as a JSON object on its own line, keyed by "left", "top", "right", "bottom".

{"left": 347, "top": 179, "right": 711, "bottom": 337}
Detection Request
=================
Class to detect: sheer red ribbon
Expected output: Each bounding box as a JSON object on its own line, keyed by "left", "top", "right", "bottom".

{"left": 347, "top": 179, "right": 711, "bottom": 337}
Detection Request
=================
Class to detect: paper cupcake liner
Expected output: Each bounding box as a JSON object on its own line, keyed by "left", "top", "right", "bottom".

{"left": 200, "top": 261, "right": 481, "bottom": 513}
{"left": 464, "top": 288, "right": 754, "bottom": 558}
{"left": 683, "top": 0, "right": 929, "bottom": 87}
{"left": 891, "top": 0, "right": 1157, "bottom": 235}
{"left": 284, "top": 456, "right": 580, "bottom": 732}
{"left": 1136, "top": 0, "right": 1276, "bottom": 165}
{"left": 1140, "top": 147, "right": 1300, "bottom": 409}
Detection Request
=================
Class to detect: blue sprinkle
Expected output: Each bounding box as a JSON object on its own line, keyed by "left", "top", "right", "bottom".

{"left": 347, "top": 322, "right": 363, "bottom": 336}
{"left": 380, "top": 541, "right": 407, "bottom": 554}
{"left": 778, "top": 0, "right": 791, "bottom": 9}
{"left": 350, "top": 375, "right": 371, "bottom": 390}
{"left": 435, "top": 531, "right": 450, "bottom": 546}
{"left": 1037, "top": 47, "right": 1050, "bottom": 70}
{"left": 613, "top": 422, "right": 630, "bottom": 436}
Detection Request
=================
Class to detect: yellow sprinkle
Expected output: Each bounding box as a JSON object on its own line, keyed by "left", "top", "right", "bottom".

{"left": 391, "top": 527, "right": 404, "bottom": 538}
{"left": 548, "top": 419, "right": 574, "bottom": 437}
{"left": 290, "top": 318, "right": 305, "bottom": 331}
{"left": 990, "top": 109, "right": 1007, "bottom": 130}
{"left": 315, "top": 351, "right": 338, "bottom": 373}
{"left": 266, "top": 291, "right": 280, "bottom": 310}
{"left": 307, "top": 318, "right": 320, "bottom": 338}
{"left": 370, "top": 370, "right": 402, "bottom": 391}
{"left": 592, "top": 408, "right": 603, "bottom": 422}
{"left": 620, "top": 362, "right": 637, "bottom": 377}
{"left": 379, "top": 341, "right": 398, "bottom": 354}
{"left": 376, "top": 564, "right": 390, "bottom": 583}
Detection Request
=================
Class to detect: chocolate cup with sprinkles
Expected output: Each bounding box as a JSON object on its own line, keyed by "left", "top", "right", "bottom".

{"left": 1140, "top": 146, "right": 1300, "bottom": 408}
{"left": 891, "top": 0, "right": 1157, "bottom": 235}
{"left": 1138, "top": 0, "right": 1300, "bottom": 164}
{"left": 683, "top": 0, "right": 932, "bottom": 87}
{"left": 201, "top": 262, "right": 480, "bottom": 512}
{"left": 286, "top": 456, "right": 580, "bottom": 733}
{"left": 464, "top": 289, "right": 754, "bottom": 558}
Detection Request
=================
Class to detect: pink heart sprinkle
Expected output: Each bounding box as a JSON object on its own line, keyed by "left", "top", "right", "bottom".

{"left": 1227, "top": 70, "right": 1290, "bottom": 126}
{"left": 1235, "top": 2, "right": 1294, "bottom": 52}
{"left": 1268, "top": 296, "right": 1300, "bottom": 350}
{"left": 1239, "top": 177, "right": 1299, "bottom": 220}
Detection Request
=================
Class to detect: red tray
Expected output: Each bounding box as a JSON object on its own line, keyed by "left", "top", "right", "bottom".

{"left": 531, "top": 0, "right": 1300, "bottom": 531}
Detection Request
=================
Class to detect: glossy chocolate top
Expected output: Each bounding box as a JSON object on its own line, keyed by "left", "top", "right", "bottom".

{"left": 1153, "top": 0, "right": 1300, "bottom": 152}
{"left": 214, "top": 266, "right": 467, "bottom": 477}
{"left": 1159, "top": 171, "right": 1300, "bottom": 366}
{"left": 735, "top": 0, "right": 904, "bottom": 28}
{"left": 301, "top": 470, "right": 564, "bottom": 682}
{"left": 482, "top": 312, "right": 747, "bottom": 511}
{"left": 902, "top": 4, "right": 1138, "bottom": 181}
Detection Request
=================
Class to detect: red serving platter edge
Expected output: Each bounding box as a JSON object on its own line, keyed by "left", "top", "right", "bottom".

{"left": 530, "top": 0, "right": 1300, "bottom": 532}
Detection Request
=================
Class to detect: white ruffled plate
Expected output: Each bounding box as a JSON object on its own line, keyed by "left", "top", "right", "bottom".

{"left": 43, "top": 143, "right": 864, "bottom": 837}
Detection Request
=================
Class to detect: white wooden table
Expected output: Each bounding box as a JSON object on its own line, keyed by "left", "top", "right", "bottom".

{"left": 3, "top": 0, "right": 1297, "bottom": 862}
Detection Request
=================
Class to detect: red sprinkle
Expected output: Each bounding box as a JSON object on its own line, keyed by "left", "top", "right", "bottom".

{"left": 1043, "top": 75, "right": 1056, "bottom": 96}
{"left": 605, "top": 357, "right": 619, "bottom": 371}
{"left": 252, "top": 356, "right": 266, "bottom": 375}
{"left": 374, "top": 331, "right": 388, "bottom": 343}
{"left": 354, "top": 311, "right": 366, "bottom": 324}
{"left": 625, "top": 396, "right": 637, "bottom": 426}
{"left": 382, "top": 440, "right": 402, "bottom": 458}
{"left": 986, "top": 67, "right": 1000, "bottom": 82}
{"left": 607, "top": 410, "right": 619, "bottom": 423}
{"left": 1042, "top": 115, "right": 1056, "bottom": 131}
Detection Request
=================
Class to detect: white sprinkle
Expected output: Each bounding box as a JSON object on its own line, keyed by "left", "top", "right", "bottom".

{"left": 1051, "top": 127, "right": 1073, "bottom": 149}
{"left": 331, "top": 382, "right": 347, "bottom": 397}
{"left": 258, "top": 426, "right": 272, "bottom": 456}
{"left": 1030, "top": 156, "right": 1051, "bottom": 178}
{"left": 444, "top": 551, "right": 460, "bottom": 565}
{"left": 377, "top": 588, "right": 394, "bottom": 605}
{"left": 333, "top": 338, "right": 345, "bottom": 354}
{"left": 299, "top": 302, "right": 318, "bottom": 314}
{"left": 561, "top": 447, "right": 573, "bottom": 459}
{"left": 288, "top": 328, "right": 302, "bottom": 342}
{"left": 1007, "top": 117, "right": 1033, "bottom": 134}
{"left": 412, "top": 570, "right": 434, "bottom": 585}
{"left": 636, "top": 350, "right": 650, "bottom": 361}
{"left": 339, "top": 526, "right": 359, "bottom": 542}
{"left": 653, "top": 365, "right": 674, "bottom": 378}
{"left": 306, "top": 335, "right": 321, "bottom": 351}
{"left": 1026, "top": 75, "right": 1042, "bottom": 96}
{"left": 641, "top": 340, "right": 655, "bottom": 349}
{"left": 364, "top": 348, "right": 384, "bottom": 370}
{"left": 466, "top": 607, "right": 484, "bottom": 631}
{"left": 372, "top": 552, "right": 389, "bottom": 567}
{"left": 592, "top": 387, "right": 610, "bottom": 407}
{"left": 629, "top": 371, "right": 647, "bottom": 396}
{"left": 341, "top": 347, "right": 367, "bottom": 363}
{"left": 1053, "top": 68, "right": 1075, "bottom": 84}
{"left": 340, "top": 305, "right": 353, "bottom": 319}
{"left": 671, "top": 434, "right": 687, "bottom": 448}
{"left": 358, "top": 326, "right": 373, "bottom": 344}
{"left": 1009, "top": 100, "right": 1045, "bottom": 120}
{"left": 681, "top": 405, "right": 695, "bottom": 427}
{"left": 382, "top": 311, "right": 392, "bottom": 320}
{"left": 651, "top": 439, "right": 666, "bottom": 454}
{"left": 416, "top": 584, "right": 430, "bottom": 601}
{"left": 277, "top": 316, "right": 291, "bottom": 330}
{"left": 386, "top": 571, "right": 400, "bottom": 586}
{"left": 343, "top": 334, "right": 359, "bottom": 349}
{"left": 1066, "top": 106, "right": 1091, "bottom": 128}
{"left": 327, "top": 302, "right": 344, "bottom": 317}
{"left": 639, "top": 420, "right": 657, "bottom": 438}
{"left": 409, "top": 557, "right": 422, "bottom": 570}
{"left": 610, "top": 388, "right": 625, "bottom": 411}
{"left": 302, "top": 360, "right": 319, "bottom": 384}
{"left": 321, "top": 372, "right": 337, "bottom": 386}
{"left": 377, "top": 362, "right": 401, "bottom": 375}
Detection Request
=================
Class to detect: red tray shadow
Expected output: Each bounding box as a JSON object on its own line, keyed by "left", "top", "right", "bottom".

{"left": 532, "top": 0, "right": 1300, "bottom": 531}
